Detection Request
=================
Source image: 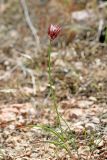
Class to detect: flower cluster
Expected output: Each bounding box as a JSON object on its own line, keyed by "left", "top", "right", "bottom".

{"left": 48, "top": 24, "right": 61, "bottom": 40}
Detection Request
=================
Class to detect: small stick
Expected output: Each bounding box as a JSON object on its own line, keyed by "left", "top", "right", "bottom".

{"left": 97, "top": 18, "right": 104, "bottom": 42}
{"left": 20, "top": 0, "right": 41, "bottom": 51}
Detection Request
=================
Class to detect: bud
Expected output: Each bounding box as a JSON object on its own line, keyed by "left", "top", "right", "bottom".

{"left": 48, "top": 24, "right": 61, "bottom": 40}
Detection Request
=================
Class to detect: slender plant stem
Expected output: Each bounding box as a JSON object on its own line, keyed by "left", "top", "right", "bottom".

{"left": 48, "top": 42, "right": 71, "bottom": 133}
{"left": 47, "top": 41, "right": 73, "bottom": 157}
{"left": 48, "top": 41, "right": 63, "bottom": 135}
{"left": 48, "top": 41, "right": 51, "bottom": 87}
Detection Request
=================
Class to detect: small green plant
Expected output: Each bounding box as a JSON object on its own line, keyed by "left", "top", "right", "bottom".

{"left": 83, "top": 127, "right": 103, "bottom": 160}
{"left": 33, "top": 24, "right": 104, "bottom": 160}
{"left": 34, "top": 24, "right": 77, "bottom": 158}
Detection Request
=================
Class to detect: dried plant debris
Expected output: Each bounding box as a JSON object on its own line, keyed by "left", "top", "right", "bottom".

{"left": 0, "top": 0, "right": 107, "bottom": 159}
{"left": 99, "top": 26, "right": 107, "bottom": 43}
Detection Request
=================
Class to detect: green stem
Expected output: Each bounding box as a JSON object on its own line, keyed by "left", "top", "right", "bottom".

{"left": 47, "top": 41, "right": 73, "bottom": 157}
{"left": 48, "top": 41, "right": 52, "bottom": 88}
{"left": 48, "top": 41, "right": 63, "bottom": 134}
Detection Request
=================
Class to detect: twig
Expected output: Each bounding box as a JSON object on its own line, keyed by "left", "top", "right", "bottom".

{"left": 0, "top": 65, "right": 17, "bottom": 81}
{"left": 18, "top": 62, "right": 36, "bottom": 95}
{"left": 97, "top": 19, "right": 104, "bottom": 42}
{"left": 20, "top": 0, "right": 41, "bottom": 52}
{"left": 27, "top": 69, "right": 36, "bottom": 95}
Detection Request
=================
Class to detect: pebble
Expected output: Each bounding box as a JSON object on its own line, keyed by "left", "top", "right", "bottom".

{"left": 92, "top": 117, "right": 100, "bottom": 124}
{"left": 85, "top": 123, "right": 95, "bottom": 131}
{"left": 77, "top": 100, "right": 93, "bottom": 108}
{"left": 94, "top": 139, "right": 104, "bottom": 147}
{"left": 89, "top": 96, "right": 97, "bottom": 102}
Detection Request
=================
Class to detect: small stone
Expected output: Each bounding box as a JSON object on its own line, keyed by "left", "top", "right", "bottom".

{"left": 55, "top": 59, "right": 66, "bottom": 67}
{"left": 78, "top": 146, "right": 90, "bottom": 155}
{"left": 9, "top": 124, "right": 15, "bottom": 130}
{"left": 51, "top": 52, "right": 58, "bottom": 59}
{"left": 95, "top": 58, "right": 101, "bottom": 66}
{"left": 92, "top": 117, "right": 100, "bottom": 124}
{"left": 78, "top": 100, "right": 93, "bottom": 108}
{"left": 94, "top": 139, "right": 104, "bottom": 147}
{"left": 74, "top": 61, "right": 83, "bottom": 71}
{"left": 4, "top": 60, "right": 9, "bottom": 66}
{"left": 73, "top": 122, "right": 84, "bottom": 134}
{"left": 85, "top": 123, "right": 95, "bottom": 130}
{"left": 72, "top": 10, "right": 94, "bottom": 21}
{"left": 89, "top": 96, "right": 97, "bottom": 102}
{"left": 9, "top": 30, "right": 18, "bottom": 39}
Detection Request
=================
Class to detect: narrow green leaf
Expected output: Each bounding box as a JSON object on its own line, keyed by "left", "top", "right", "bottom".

{"left": 35, "top": 125, "right": 65, "bottom": 142}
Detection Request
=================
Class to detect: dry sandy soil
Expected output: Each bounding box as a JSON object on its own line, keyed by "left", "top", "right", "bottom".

{"left": 0, "top": 0, "right": 107, "bottom": 159}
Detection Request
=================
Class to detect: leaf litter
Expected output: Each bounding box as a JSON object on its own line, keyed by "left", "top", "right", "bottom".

{"left": 0, "top": 0, "right": 107, "bottom": 159}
